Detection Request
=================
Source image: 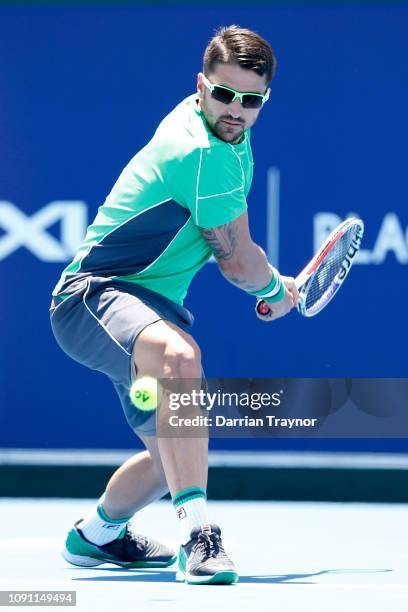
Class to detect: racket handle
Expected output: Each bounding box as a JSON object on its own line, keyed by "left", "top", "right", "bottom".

{"left": 256, "top": 300, "right": 271, "bottom": 317}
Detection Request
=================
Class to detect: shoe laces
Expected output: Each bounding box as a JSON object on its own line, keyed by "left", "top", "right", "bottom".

{"left": 196, "top": 531, "right": 225, "bottom": 560}
{"left": 124, "top": 528, "right": 149, "bottom": 552}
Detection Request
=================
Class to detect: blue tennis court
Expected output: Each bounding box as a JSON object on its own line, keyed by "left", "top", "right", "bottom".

{"left": 1, "top": 498, "right": 407, "bottom": 611}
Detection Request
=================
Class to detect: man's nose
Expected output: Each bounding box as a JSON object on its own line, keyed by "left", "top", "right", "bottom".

{"left": 227, "top": 99, "right": 242, "bottom": 118}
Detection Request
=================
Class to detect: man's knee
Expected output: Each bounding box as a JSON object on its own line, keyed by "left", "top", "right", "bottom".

{"left": 133, "top": 320, "right": 201, "bottom": 379}
{"left": 163, "top": 341, "right": 201, "bottom": 378}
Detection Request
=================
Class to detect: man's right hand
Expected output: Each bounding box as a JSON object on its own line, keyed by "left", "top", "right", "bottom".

{"left": 256, "top": 276, "right": 298, "bottom": 322}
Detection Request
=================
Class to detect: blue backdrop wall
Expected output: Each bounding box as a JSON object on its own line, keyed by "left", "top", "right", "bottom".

{"left": 1, "top": 3, "right": 407, "bottom": 450}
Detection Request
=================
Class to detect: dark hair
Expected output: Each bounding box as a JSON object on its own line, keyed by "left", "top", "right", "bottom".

{"left": 203, "top": 25, "right": 276, "bottom": 84}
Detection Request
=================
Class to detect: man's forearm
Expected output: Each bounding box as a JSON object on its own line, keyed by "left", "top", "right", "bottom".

{"left": 199, "top": 222, "right": 275, "bottom": 294}
{"left": 219, "top": 242, "right": 273, "bottom": 293}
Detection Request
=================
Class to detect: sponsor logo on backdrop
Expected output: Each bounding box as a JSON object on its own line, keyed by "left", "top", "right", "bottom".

{"left": 0, "top": 201, "right": 87, "bottom": 262}
{"left": 265, "top": 168, "right": 407, "bottom": 267}
{"left": 314, "top": 212, "right": 408, "bottom": 265}
{"left": 0, "top": 198, "right": 407, "bottom": 265}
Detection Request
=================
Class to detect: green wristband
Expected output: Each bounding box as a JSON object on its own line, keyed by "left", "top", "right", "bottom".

{"left": 261, "top": 282, "right": 286, "bottom": 303}
{"left": 247, "top": 265, "right": 278, "bottom": 298}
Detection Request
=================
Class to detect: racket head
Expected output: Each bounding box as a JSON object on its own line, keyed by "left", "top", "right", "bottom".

{"left": 296, "top": 217, "right": 364, "bottom": 317}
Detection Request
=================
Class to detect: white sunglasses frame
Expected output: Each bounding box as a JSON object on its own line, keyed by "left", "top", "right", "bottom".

{"left": 200, "top": 73, "right": 270, "bottom": 108}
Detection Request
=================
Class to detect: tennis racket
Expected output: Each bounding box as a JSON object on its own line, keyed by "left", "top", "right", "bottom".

{"left": 256, "top": 217, "right": 364, "bottom": 318}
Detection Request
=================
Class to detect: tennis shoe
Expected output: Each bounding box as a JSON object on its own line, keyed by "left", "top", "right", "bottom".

{"left": 176, "top": 524, "right": 238, "bottom": 584}
{"left": 62, "top": 519, "right": 177, "bottom": 568}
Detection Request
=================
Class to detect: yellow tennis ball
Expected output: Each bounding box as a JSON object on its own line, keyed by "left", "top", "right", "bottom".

{"left": 129, "top": 376, "right": 161, "bottom": 411}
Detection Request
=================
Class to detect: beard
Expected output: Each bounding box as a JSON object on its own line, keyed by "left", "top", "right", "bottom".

{"left": 202, "top": 106, "right": 246, "bottom": 143}
{"left": 199, "top": 96, "right": 246, "bottom": 143}
{"left": 214, "top": 120, "right": 245, "bottom": 143}
{"left": 211, "top": 117, "right": 245, "bottom": 143}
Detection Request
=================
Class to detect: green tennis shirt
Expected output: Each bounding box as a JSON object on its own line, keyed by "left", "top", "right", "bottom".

{"left": 54, "top": 95, "right": 254, "bottom": 305}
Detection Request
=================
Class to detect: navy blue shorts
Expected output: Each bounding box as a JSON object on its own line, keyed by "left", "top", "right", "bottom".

{"left": 50, "top": 275, "right": 195, "bottom": 436}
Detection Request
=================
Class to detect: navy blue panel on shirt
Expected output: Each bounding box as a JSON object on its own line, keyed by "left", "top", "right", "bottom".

{"left": 78, "top": 200, "right": 191, "bottom": 276}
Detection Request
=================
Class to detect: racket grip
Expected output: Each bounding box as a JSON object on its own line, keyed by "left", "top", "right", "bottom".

{"left": 256, "top": 300, "right": 271, "bottom": 317}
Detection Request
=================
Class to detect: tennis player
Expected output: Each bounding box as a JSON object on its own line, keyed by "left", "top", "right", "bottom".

{"left": 50, "top": 25, "right": 298, "bottom": 585}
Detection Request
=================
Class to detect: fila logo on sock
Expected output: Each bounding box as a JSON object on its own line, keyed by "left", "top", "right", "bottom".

{"left": 201, "top": 524, "right": 212, "bottom": 534}
{"left": 102, "top": 523, "right": 122, "bottom": 530}
{"left": 177, "top": 506, "right": 187, "bottom": 520}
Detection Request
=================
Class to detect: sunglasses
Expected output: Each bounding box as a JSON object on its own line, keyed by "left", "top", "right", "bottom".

{"left": 201, "top": 73, "right": 270, "bottom": 110}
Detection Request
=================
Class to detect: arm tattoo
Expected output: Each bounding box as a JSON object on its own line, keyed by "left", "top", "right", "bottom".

{"left": 225, "top": 275, "right": 261, "bottom": 292}
{"left": 200, "top": 224, "right": 238, "bottom": 261}
{"left": 200, "top": 222, "right": 270, "bottom": 292}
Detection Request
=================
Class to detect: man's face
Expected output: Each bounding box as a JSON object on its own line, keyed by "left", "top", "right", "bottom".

{"left": 197, "top": 63, "right": 269, "bottom": 144}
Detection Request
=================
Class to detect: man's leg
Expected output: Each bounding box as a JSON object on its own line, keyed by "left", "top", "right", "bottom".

{"left": 131, "top": 320, "right": 208, "bottom": 496}
{"left": 62, "top": 429, "right": 176, "bottom": 568}
{"left": 102, "top": 435, "right": 168, "bottom": 519}
{"left": 129, "top": 319, "right": 237, "bottom": 585}
{"left": 63, "top": 314, "right": 236, "bottom": 582}
{"left": 79, "top": 318, "right": 207, "bottom": 547}
{"left": 101, "top": 316, "right": 208, "bottom": 518}
{"left": 56, "top": 284, "right": 188, "bottom": 568}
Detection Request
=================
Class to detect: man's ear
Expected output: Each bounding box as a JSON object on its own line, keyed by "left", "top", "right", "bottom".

{"left": 197, "top": 72, "right": 204, "bottom": 97}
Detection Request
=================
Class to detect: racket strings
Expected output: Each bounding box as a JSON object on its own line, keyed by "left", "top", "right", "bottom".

{"left": 305, "top": 229, "right": 355, "bottom": 313}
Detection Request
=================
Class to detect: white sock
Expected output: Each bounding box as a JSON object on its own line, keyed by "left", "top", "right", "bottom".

{"left": 78, "top": 499, "right": 132, "bottom": 546}
{"left": 173, "top": 486, "right": 209, "bottom": 544}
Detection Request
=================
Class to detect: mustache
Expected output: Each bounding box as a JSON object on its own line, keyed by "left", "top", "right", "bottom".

{"left": 218, "top": 116, "right": 245, "bottom": 126}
